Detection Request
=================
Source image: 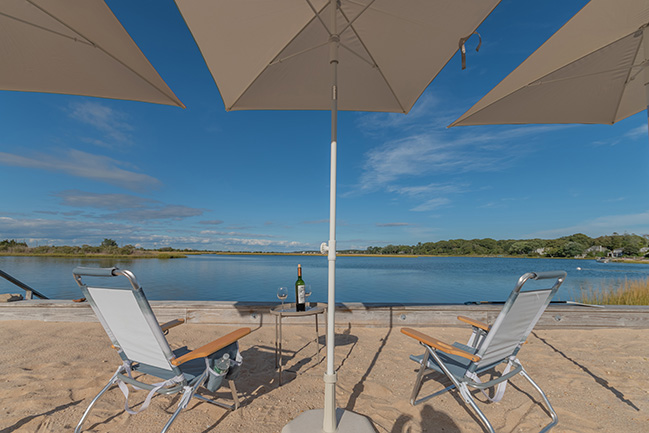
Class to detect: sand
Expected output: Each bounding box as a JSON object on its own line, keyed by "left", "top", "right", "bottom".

{"left": 0, "top": 320, "right": 647, "bottom": 432}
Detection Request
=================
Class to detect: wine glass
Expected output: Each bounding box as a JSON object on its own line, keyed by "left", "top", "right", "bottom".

{"left": 277, "top": 286, "right": 288, "bottom": 310}
{"left": 304, "top": 284, "right": 312, "bottom": 308}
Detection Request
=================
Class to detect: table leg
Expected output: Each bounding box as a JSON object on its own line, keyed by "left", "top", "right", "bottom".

{"left": 274, "top": 315, "right": 279, "bottom": 368}
{"left": 278, "top": 314, "right": 283, "bottom": 386}
{"left": 314, "top": 313, "right": 320, "bottom": 363}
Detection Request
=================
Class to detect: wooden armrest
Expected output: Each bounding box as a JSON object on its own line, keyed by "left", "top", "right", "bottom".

{"left": 171, "top": 327, "right": 251, "bottom": 366}
{"left": 160, "top": 318, "right": 185, "bottom": 333}
{"left": 457, "top": 315, "right": 490, "bottom": 332}
{"left": 401, "top": 327, "right": 480, "bottom": 362}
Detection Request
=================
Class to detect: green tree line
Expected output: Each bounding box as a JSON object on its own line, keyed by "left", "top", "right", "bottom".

{"left": 1, "top": 238, "right": 144, "bottom": 257}
{"left": 363, "top": 233, "right": 649, "bottom": 258}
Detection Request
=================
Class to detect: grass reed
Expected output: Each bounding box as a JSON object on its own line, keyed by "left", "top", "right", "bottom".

{"left": 576, "top": 277, "right": 649, "bottom": 305}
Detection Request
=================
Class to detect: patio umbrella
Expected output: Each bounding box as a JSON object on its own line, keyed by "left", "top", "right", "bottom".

{"left": 451, "top": 0, "right": 649, "bottom": 128}
{"left": 173, "top": 0, "right": 501, "bottom": 431}
{"left": 1, "top": 0, "right": 183, "bottom": 107}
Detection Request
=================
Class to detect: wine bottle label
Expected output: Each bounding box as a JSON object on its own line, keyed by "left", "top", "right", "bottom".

{"left": 297, "top": 284, "right": 305, "bottom": 304}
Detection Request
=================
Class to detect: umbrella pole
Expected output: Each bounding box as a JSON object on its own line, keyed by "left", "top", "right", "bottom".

{"left": 283, "top": 2, "right": 373, "bottom": 431}
{"left": 323, "top": 1, "right": 339, "bottom": 430}
{"left": 644, "top": 26, "right": 649, "bottom": 140}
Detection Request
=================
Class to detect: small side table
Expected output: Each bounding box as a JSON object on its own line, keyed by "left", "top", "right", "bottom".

{"left": 270, "top": 302, "right": 325, "bottom": 385}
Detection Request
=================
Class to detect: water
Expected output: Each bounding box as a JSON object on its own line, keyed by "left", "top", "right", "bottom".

{"left": 1, "top": 255, "right": 648, "bottom": 304}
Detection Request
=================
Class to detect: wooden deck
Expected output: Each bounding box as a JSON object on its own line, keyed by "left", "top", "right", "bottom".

{"left": 1, "top": 300, "right": 648, "bottom": 328}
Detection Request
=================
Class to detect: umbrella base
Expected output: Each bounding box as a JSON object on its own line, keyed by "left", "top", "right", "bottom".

{"left": 282, "top": 408, "right": 375, "bottom": 433}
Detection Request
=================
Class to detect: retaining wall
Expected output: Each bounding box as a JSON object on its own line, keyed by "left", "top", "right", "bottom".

{"left": 1, "top": 300, "right": 648, "bottom": 328}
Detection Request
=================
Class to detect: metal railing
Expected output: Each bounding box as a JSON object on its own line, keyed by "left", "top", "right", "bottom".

{"left": 0, "top": 269, "right": 49, "bottom": 299}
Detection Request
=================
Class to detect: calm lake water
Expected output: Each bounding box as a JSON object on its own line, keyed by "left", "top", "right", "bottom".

{"left": 1, "top": 255, "right": 649, "bottom": 304}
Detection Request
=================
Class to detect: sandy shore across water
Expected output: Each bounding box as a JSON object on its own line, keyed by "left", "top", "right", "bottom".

{"left": 0, "top": 320, "right": 647, "bottom": 432}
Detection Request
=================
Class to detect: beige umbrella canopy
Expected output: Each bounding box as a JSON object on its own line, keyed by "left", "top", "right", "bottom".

{"left": 1, "top": 0, "right": 184, "bottom": 107}
{"left": 175, "top": 0, "right": 497, "bottom": 113}
{"left": 174, "top": 0, "right": 501, "bottom": 431}
{"left": 451, "top": 0, "right": 649, "bottom": 127}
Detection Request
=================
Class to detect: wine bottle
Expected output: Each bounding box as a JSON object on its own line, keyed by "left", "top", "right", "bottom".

{"left": 295, "top": 264, "right": 306, "bottom": 311}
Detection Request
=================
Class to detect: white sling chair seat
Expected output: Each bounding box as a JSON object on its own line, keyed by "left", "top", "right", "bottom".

{"left": 72, "top": 267, "right": 251, "bottom": 433}
{"left": 402, "top": 271, "right": 566, "bottom": 433}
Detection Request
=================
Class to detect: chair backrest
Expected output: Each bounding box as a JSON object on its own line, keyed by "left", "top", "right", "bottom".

{"left": 73, "top": 267, "right": 179, "bottom": 373}
{"left": 473, "top": 271, "right": 565, "bottom": 369}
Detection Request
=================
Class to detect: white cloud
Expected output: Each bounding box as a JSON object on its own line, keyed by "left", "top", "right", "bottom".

{"left": 376, "top": 222, "right": 411, "bottom": 227}
{"left": 219, "top": 238, "right": 306, "bottom": 248}
{"left": 625, "top": 124, "right": 648, "bottom": 140}
{"left": 53, "top": 190, "right": 204, "bottom": 221}
{"left": 199, "top": 220, "right": 225, "bottom": 225}
{"left": 0, "top": 149, "right": 160, "bottom": 190}
{"left": 0, "top": 216, "right": 136, "bottom": 245}
{"left": 356, "top": 93, "right": 445, "bottom": 132}
{"left": 0, "top": 215, "right": 309, "bottom": 251}
{"left": 68, "top": 101, "right": 133, "bottom": 145}
{"left": 410, "top": 197, "right": 451, "bottom": 212}
{"left": 55, "top": 190, "right": 156, "bottom": 210}
{"left": 104, "top": 205, "right": 204, "bottom": 221}
{"left": 528, "top": 210, "right": 649, "bottom": 238}
{"left": 199, "top": 230, "right": 277, "bottom": 239}
{"left": 387, "top": 182, "right": 466, "bottom": 198}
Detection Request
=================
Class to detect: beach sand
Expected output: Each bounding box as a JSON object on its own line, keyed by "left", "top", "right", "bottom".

{"left": 0, "top": 320, "right": 647, "bottom": 432}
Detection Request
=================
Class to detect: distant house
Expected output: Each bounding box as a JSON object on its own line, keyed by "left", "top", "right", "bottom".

{"left": 640, "top": 247, "right": 649, "bottom": 254}
{"left": 534, "top": 248, "right": 546, "bottom": 255}
{"left": 612, "top": 248, "right": 624, "bottom": 257}
{"left": 585, "top": 246, "right": 607, "bottom": 254}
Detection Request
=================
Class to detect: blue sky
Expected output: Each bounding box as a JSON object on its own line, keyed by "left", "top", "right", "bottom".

{"left": 1, "top": 0, "right": 649, "bottom": 252}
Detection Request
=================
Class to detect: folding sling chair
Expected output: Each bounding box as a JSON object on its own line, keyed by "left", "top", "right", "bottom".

{"left": 401, "top": 271, "right": 566, "bottom": 433}
{"left": 72, "top": 267, "right": 251, "bottom": 433}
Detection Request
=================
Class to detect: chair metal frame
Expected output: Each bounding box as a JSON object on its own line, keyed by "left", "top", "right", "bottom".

{"left": 402, "top": 271, "right": 566, "bottom": 433}
{"left": 73, "top": 267, "right": 250, "bottom": 433}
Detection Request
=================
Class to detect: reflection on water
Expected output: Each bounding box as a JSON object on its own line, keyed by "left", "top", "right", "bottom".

{"left": 1, "top": 255, "right": 648, "bottom": 304}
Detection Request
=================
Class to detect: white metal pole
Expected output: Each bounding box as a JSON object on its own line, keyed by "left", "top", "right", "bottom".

{"left": 323, "top": 0, "right": 339, "bottom": 431}
{"left": 644, "top": 26, "right": 649, "bottom": 140}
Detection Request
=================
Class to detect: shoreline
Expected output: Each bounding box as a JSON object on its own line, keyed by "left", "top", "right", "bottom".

{"left": 2, "top": 251, "right": 649, "bottom": 264}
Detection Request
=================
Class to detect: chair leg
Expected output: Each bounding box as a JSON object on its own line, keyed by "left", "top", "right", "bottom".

{"left": 519, "top": 369, "right": 558, "bottom": 433}
{"left": 458, "top": 382, "right": 495, "bottom": 433}
{"left": 409, "top": 351, "right": 430, "bottom": 405}
{"left": 228, "top": 379, "right": 241, "bottom": 410}
{"left": 194, "top": 379, "right": 240, "bottom": 411}
{"left": 161, "top": 372, "right": 207, "bottom": 433}
{"left": 410, "top": 350, "right": 456, "bottom": 406}
{"left": 75, "top": 374, "right": 120, "bottom": 433}
{"left": 425, "top": 348, "right": 496, "bottom": 433}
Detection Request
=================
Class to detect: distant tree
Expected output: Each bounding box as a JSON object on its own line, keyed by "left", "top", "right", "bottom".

{"left": 508, "top": 241, "right": 534, "bottom": 255}
{"left": 119, "top": 245, "right": 136, "bottom": 255}
{"left": 360, "top": 233, "right": 647, "bottom": 258}
{"left": 101, "top": 238, "right": 118, "bottom": 248}
{"left": 557, "top": 241, "right": 586, "bottom": 257}
{"left": 562, "top": 233, "right": 593, "bottom": 246}
{"left": 621, "top": 234, "right": 643, "bottom": 256}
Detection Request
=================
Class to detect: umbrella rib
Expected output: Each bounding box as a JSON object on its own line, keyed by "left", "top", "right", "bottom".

{"left": 0, "top": 11, "right": 94, "bottom": 47}
{"left": 528, "top": 62, "right": 646, "bottom": 87}
{"left": 304, "top": 0, "right": 332, "bottom": 35}
{"left": 337, "top": 0, "right": 376, "bottom": 36}
{"left": 339, "top": 42, "right": 375, "bottom": 67}
{"left": 612, "top": 37, "right": 645, "bottom": 123}
{"left": 338, "top": 7, "right": 407, "bottom": 113}
{"left": 269, "top": 42, "right": 329, "bottom": 66}
{"left": 22, "top": 0, "right": 184, "bottom": 108}
{"left": 230, "top": 1, "right": 330, "bottom": 109}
